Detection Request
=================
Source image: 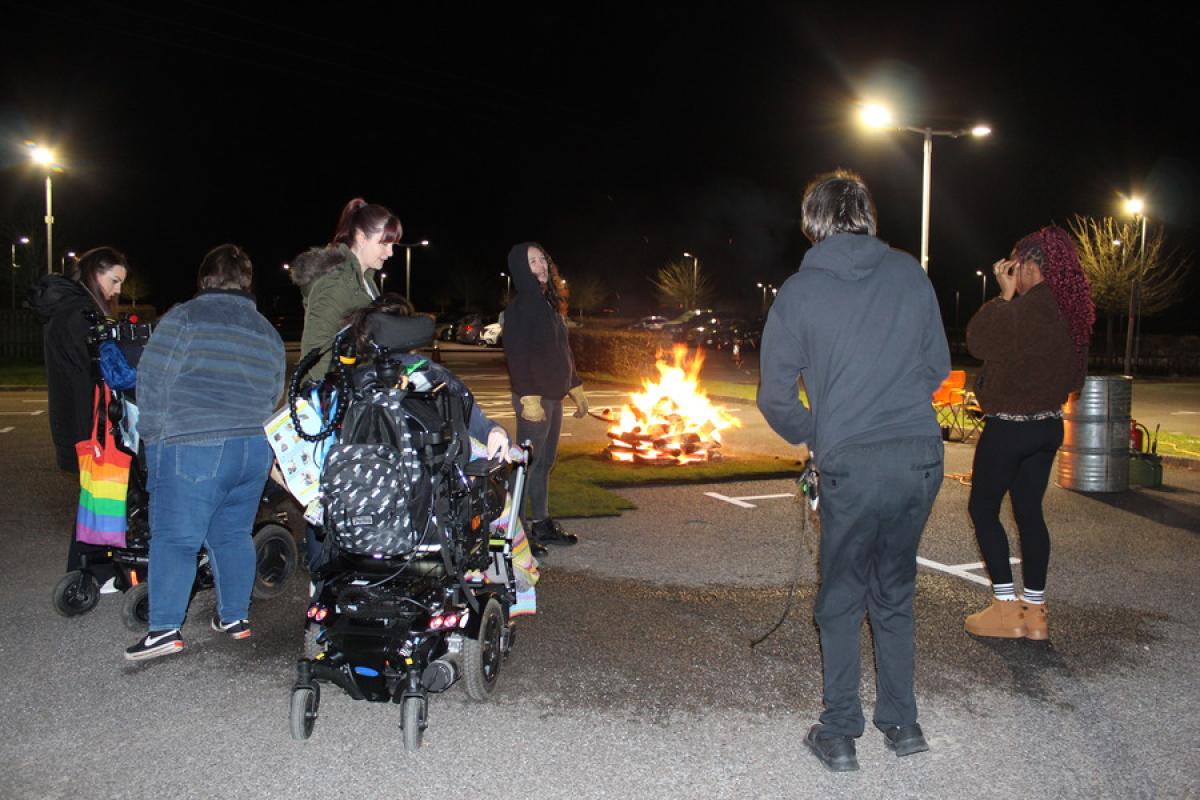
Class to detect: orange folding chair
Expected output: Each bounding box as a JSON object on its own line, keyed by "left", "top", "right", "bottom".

{"left": 931, "top": 370, "right": 968, "bottom": 440}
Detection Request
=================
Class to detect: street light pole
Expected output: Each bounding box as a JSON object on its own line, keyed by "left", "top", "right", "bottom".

{"left": 976, "top": 270, "right": 987, "bottom": 306}
{"left": 858, "top": 104, "right": 990, "bottom": 273}
{"left": 11, "top": 237, "right": 30, "bottom": 310}
{"left": 683, "top": 251, "right": 699, "bottom": 308}
{"left": 1123, "top": 198, "right": 1148, "bottom": 375}
{"left": 398, "top": 239, "right": 430, "bottom": 305}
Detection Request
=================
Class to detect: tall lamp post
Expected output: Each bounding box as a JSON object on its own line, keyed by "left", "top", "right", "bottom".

{"left": 500, "top": 271, "right": 511, "bottom": 299}
{"left": 10, "top": 236, "right": 30, "bottom": 310}
{"left": 1123, "top": 196, "right": 1148, "bottom": 375}
{"left": 28, "top": 144, "right": 63, "bottom": 275}
{"left": 858, "top": 103, "right": 991, "bottom": 273}
{"left": 683, "top": 251, "right": 700, "bottom": 308}
{"left": 756, "top": 282, "right": 774, "bottom": 315}
{"left": 397, "top": 239, "right": 430, "bottom": 305}
{"left": 975, "top": 269, "right": 987, "bottom": 307}
{"left": 61, "top": 250, "right": 76, "bottom": 273}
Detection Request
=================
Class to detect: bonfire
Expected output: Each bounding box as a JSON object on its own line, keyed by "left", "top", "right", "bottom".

{"left": 602, "top": 345, "right": 740, "bottom": 464}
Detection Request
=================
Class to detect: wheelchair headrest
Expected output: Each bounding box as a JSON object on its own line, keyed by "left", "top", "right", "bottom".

{"left": 367, "top": 313, "right": 434, "bottom": 352}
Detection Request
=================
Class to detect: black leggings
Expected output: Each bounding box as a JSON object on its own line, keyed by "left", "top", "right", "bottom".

{"left": 967, "top": 417, "right": 1063, "bottom": 592}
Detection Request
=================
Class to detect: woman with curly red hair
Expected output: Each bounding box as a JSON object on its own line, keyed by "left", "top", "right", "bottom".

{"left": 963, "top": 225, "right": 1095, "bottom": 641}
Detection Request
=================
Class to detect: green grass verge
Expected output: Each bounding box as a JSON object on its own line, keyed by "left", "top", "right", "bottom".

{"left": 0, "top": 363, "right": 46, "bottom": 386}
{"left": 547, "top": 442, "right": 804, "bottom": 518}
{"left": 1155, "top": 431, "right": 1200, "bottom": 460}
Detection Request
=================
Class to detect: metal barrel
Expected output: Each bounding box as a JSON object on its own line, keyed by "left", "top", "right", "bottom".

{"left": 1056, "top": 375, "right": 1131, "bottom": 492}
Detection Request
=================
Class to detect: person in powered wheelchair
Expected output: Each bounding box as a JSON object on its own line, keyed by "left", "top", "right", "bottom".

{"left": 289, "top": 294, "right": 536, "bottom": 750}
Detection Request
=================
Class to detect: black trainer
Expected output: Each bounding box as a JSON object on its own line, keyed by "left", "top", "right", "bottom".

{"left": 125, "top": 629, "right": 184, "bottom": 661}
{"left": 211, "top": 615, "right": 252, "bottom": 640}
{"left": 883, "top": 723, "right": 929, "bottom": 756}
{"left": 805, "top": 724, "right": 859, "bottom": 772}
{"left": 532, "top": 518, "right": 578, "bottom": 546}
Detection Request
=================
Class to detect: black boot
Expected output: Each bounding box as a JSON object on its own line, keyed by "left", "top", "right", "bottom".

{"left": 532, "top": 518, "right": 578, "bottom": 547}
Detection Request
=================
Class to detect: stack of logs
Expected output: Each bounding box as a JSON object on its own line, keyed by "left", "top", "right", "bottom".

{"left": 603, "top": 406, "right": 722, "bottom": 465}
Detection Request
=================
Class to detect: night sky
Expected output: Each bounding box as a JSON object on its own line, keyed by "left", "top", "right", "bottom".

{"left": 2, "top": 1, "right": 1196, "bottom": 331}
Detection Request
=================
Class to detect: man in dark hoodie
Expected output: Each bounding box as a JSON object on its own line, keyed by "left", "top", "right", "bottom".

{"left": 757, "top": 171, "right": 950, "bottom": 772}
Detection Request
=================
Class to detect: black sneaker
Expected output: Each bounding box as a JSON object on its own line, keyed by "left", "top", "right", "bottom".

{"left": 125, "top": 629, "right": 184, "bottom": 661}
{"left": 532, "top": 518, "right": 578, "bottom": 547}
{"left": 883, "top": 723, "right": 929, "bottom": 756}
{"left": 805, "top": 724, "right": 859, "bottom": 772}
{"left": 211, "top": 615, "right": 252, "bottom": 640}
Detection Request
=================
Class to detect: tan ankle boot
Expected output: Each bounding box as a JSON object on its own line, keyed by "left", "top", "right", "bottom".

{"left": 1022, "top": 602, "right": 1048, "bottom": 640}
{"left": 965, "top": 599, "right": 1027, "bottom": 638}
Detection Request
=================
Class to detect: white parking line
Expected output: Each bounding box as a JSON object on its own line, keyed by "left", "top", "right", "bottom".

{"left": 705, "top": 491, "right": 795, "bottom": 508}
{"left": 0, "top": 427, "right": 13, "bottom": 434}
{"left": 916, "top": 556, "right": 1021, "bottom": 586}
{"left": 21, "top": 399, "right": 47, "bottom": 403}
{"left": 0, "top": 410, "right": 44, "bottom": 416}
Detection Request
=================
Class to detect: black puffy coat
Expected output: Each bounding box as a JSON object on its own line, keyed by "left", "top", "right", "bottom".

{"left": 27, "top": 275, "right": 103, "bottom": 472}
{"left": 501, "top": 243, "right": 580, "bottom": 399}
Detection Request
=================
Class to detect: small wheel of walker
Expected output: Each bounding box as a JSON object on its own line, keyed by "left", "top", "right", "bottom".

{"left": 463, "top": 597, "right": 504, "bottom": 701}
{"left": 289, "top": 685, "right": 319, "bottom": 740}
{"left": 120, "top": 582, "right": 151, "bottom": 632}
{"left": 51, "top": 571, "right": 100, "bottom": 617}
{"left": 252, "top": 523, "right": 299, "bottom": 600}
{"left": 400, "top": 695, "right": 426, "bottom": 752}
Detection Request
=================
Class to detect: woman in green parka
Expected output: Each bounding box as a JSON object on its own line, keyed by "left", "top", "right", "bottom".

{"left": 291, "top": 198, "right": 402, "bottom": 379}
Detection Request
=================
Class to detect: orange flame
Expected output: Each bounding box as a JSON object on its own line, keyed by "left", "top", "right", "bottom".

{"left": 605, "top": 345, "right": 740, "bottom": 464}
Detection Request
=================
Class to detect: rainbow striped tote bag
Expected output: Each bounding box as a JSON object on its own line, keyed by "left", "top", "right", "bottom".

{"left": 75, "top": 385, "right": 131, "bottom": 548}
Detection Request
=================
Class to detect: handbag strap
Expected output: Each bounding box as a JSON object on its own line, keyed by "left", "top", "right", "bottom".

{"left": 91, "top": 383, "right": 110, "bottom": 448}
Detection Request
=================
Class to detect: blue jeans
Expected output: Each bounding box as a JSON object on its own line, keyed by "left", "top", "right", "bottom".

{"left": 813, "top": 436, "right": 943, "bottom": 737}
{"left": 146, "top": 435, "right": 271, "bottom": 631}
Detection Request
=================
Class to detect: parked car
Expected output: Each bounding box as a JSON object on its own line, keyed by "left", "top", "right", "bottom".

{"left": 626, "top": 315, "right": 669, "bottom": 331}
{"left": 455, "top": 312, "right": 498, "bottom": 345}
{"left": 480, "top": 321, "right": 503, "bottom": 346}
{"left": 434, "top": 312, "right": 462, "bottom": 342}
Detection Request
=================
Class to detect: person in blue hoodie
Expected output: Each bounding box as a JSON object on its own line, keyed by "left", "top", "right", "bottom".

{"left": 125, "top": 244, "right": 284, "bottom": 661}
{"left": 758, "top": 170, "right": 950, "bottom": 772}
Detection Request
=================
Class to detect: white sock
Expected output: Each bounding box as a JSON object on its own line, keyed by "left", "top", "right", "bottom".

{"left": 992, "top": 583, "right": 1017, "bottom": 602}
{"left": 1023, "top": 588, "right": 1045, "bottom": 605}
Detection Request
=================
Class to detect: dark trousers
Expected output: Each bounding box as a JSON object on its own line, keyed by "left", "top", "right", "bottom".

{"left": 814, "top": 436, "right": 942, "bottom": 737}
{"left": 511, "top": 394, "right": 563, "bottom": 521}
{"left": 967, "top": 417, "right": 1062, "bottom": 592}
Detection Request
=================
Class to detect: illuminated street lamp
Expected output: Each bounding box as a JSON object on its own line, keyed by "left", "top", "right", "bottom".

{"left": 379, "top": 271, "right": 388, "bottom": 289}
{"left": 10, "top": 236, "right": 30, "bottom": 310}
{"left": 1122, "top": 195, "right": 1149, "bottom": 375}
{"left": 858, "top": 102, "right": 991, "bottom": 272}
{"left": 756, "top": 281, "right": 774, "bottom": 314}
{"left": 397, "top": 239, "right": 430, "bottom": 305}
{"left": 27, "top": 142, "right": 63, "bottom": 275}
{"left": 500, "top": 271, "right": 511, "bottom": 295}
{"left": 976, "top": 269, "right": 987, "bottom": 306}
{"left": 61, "top": 250, "right": 76, "bottom": 273}
{"left": 683, "top": 251, "right": 700, "bottom": 308}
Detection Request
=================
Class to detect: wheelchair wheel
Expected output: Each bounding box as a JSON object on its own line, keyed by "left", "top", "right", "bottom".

{"left": 252, "top": 523, "right": 298, "bottom": 600}
{"left": 121, "top": 582, "right": 150, "bottom": 632}
{"left": 463, "top": 597, "right": 504, "bottom": 701}
{"left": 51, "top": 571, "right": 100, "bottom": 617}
{"left": 400, "top": 695, "right": 426, "bottom": 752}
{"left": 289, "top": 685, "right": 319, "bottom": 740}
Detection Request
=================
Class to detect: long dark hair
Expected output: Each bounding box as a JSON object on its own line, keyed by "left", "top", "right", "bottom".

{"left": 75, "top": 246, "right": 129, "bottom": 315}
{"left": 530, "top": 242, "right": 567, "bottom": 316}
{"left": 1013, "top": 226, "right": 1095, "bottom": 352}
{"left": 331, "top": 198, "right": 402, "bottom": 248}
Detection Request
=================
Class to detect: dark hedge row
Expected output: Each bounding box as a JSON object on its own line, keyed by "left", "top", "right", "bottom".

{"left": 569, "top": 328, "right": 671, "bottom": 382}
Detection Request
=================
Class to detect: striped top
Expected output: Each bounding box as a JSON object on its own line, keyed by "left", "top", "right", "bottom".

{"left": 136, "top": 290, "right": 285, "bottom": 444}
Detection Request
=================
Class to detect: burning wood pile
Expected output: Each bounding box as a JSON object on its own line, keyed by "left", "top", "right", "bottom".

{"left": 601, "top": 345, "right": 740, "bottom": 465}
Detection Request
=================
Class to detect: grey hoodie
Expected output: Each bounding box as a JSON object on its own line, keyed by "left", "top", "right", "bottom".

{"left": 756, "top": 233, "right": 950, "bottom": 465}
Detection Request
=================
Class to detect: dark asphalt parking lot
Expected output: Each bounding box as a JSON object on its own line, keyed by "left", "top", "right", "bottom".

{"left": 3, "top": 364, "right": 1198, "bottom": 798}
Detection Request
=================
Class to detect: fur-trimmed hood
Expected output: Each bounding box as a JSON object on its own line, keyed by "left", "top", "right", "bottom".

{"left": 289, "top": 244, "right": 359, "bottom": 297}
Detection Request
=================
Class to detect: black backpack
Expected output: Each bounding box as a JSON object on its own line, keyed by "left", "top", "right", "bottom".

{"left": 320, "top": 388, "right": 452, "bottom": 558}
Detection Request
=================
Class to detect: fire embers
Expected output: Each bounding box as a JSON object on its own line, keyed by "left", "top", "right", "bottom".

{"left": 602, "top": 345, "right": 740, "bottom": 465}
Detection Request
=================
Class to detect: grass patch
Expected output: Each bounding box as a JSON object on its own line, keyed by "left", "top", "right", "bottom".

{"left": 547, "top": 442, "right": 804, "bottom": 518}
{"left": 1155, "top": 431, "right": 1200, "bottom": 460}
{"left": 0, "top": 363, "right": 46, "bottom": 386}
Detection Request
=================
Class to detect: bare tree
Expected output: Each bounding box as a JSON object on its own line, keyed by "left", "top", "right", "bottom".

{"left": 651, "top": 259, "right": 712, "bottom": 311}
{"left": 1069, "top": 215, "right": 1190, "bottom": 356}
{"left": 568, "top": 274, "right": 605, "bottom": 320}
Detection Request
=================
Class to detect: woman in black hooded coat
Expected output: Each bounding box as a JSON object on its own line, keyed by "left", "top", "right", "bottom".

{"left": 502, "top": 242, "right": 588, "bottom": 551}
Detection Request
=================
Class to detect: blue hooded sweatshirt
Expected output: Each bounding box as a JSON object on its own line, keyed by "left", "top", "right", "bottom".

{"left": 756, "top": 233, "right": 950, "bottom": 465}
